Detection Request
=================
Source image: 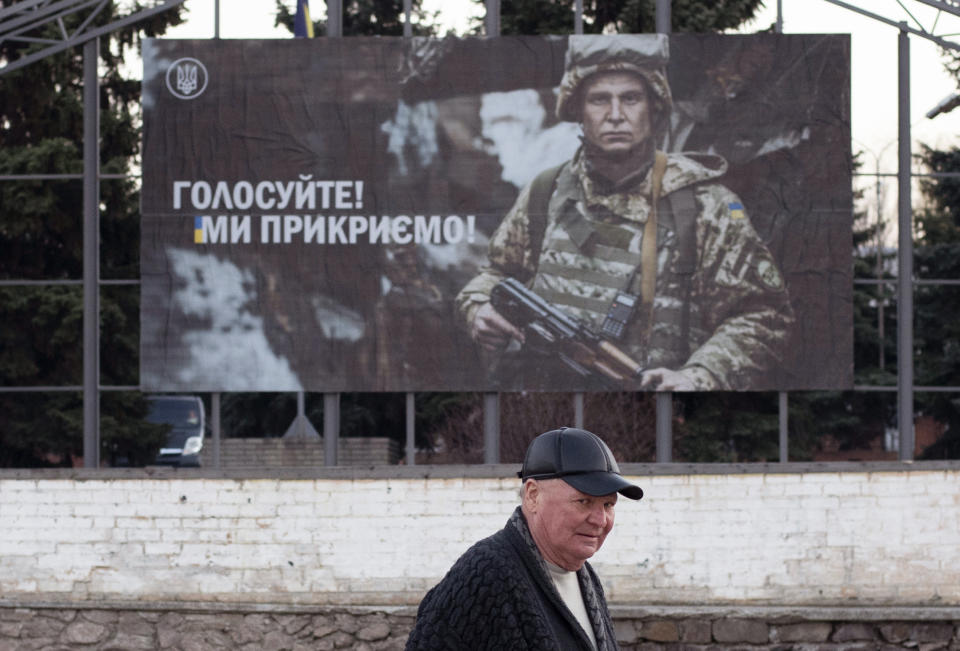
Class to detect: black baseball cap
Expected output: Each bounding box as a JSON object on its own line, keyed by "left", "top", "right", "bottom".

{"left": 518, "top": 427, "right": 643, "bottom": 500}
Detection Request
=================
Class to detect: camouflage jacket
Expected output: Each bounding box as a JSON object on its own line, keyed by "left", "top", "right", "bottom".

{"left": 456, "top": 148, "right": 794, "bottom": 390}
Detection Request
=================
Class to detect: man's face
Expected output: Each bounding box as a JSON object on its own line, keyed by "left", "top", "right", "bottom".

{"left": 579, "top": 71, "right": 653, "bottom": 156}
{"left": 523, "top": 478, "right": 617, "bottom": 571}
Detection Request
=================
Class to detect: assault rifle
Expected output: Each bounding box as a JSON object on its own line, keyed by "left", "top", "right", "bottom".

{"left": 490, "top": 277, "right": 644, "bottom": 386}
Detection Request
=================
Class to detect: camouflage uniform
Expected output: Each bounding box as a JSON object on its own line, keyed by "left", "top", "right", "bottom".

{"left": 455, "top": 35, "right": 794, "bottom": 390}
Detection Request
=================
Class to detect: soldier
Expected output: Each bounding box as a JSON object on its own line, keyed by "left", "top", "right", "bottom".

{"left": 455, "top": 34, "right": 794, "bottom": 391}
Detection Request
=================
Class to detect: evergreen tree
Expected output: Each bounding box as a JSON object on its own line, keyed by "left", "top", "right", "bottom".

{"left": 274, "top": 0, "right": 438, "bottom": 36}
{"left": 915, "top": 145, "right": 960, "bottom": 459}
{"left": 0, "top": 1, "right": 186, "bottom": 466}
{"left": 472, "top": 0, "right": 766, "bottom": 35}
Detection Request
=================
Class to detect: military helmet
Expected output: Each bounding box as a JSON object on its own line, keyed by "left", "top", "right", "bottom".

{"left": 556, "top": 34, "right": 673, "bottom": 128}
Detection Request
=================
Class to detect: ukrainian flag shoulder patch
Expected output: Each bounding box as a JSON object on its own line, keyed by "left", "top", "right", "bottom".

{"left": 194, "top": 216, "right": 204, "bottom": 243}
{"left": 728, "top": 202, "right": 745, "bottom": 219}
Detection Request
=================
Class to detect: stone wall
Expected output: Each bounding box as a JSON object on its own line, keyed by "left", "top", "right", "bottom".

{"left": 2, "top": 604, "right": 958, "bottom": 650}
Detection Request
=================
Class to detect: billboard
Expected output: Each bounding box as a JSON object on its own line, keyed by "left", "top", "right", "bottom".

{"left": 141, "top": 34, "right": 852, "bottom": 393}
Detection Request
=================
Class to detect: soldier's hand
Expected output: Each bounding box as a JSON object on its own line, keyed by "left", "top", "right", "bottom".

{"left": 640, "top": 368, "right": 696, "bottom": 392}
{"left": 471, "top": 303, "right": 525, "bottom": 352}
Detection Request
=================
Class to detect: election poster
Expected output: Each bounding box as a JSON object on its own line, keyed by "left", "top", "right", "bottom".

{"left": 141, "top": 34, "right": 852, "bottom": 393}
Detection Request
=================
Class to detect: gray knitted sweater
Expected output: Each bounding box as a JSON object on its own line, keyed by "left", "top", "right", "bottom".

{"left": 405, "top": 507, "right": 619, "bottom": 650}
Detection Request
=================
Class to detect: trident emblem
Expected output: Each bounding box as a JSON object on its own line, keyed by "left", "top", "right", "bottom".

{"left": 166, "top": 57, "right": 209, "bottom": 100}
{"left": 176, "top": 63, "right": 198, "bottom": 95}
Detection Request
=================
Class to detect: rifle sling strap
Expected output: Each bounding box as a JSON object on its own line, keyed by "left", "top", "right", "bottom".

{"left": 526, "top": 163, "right": 565, "bottom": 273}
{"left": 641, "top": 151, "right": 668, "bottom": 310}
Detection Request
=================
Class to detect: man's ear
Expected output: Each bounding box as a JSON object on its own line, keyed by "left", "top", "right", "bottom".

{"left": 522, "top": 479, "right": 540, "bottom": 513}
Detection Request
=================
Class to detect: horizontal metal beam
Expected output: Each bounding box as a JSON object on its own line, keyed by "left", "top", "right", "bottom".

{"left": 915, "top": 0, "right": 960, "bottom": 19}
{"left": 0, "top": 173, "right": 131, "bottom": 180}
{"left": 853, "top": 278, "right": 960, "bottom": 286}
{"left": 0, "top": 385, "right": 141, "bottom": 392}
{"left": 854, "top": 385, "right": 960, "bottom": 392}
{"left": 0, "top": 0, "right": 186, "bottom": 75}
{"left": 0, "top": 279, "right": 140, "bottom": 286}
{"left": 822, "top": 0, "right": 960, "bottom": 52}
{"left": 0, "top": 0, "right": 97, "bottom": 34}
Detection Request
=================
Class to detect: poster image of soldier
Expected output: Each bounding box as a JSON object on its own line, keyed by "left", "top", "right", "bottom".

{"left": 139, "top": 34, "right": 851, "bottom": 394}
{"left": 458, "top": 34, "right": 800, "bottom": 392}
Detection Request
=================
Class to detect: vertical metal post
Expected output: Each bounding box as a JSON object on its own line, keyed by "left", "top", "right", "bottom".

{"left": 82, "top": 38, "right": 100, "bottom": 468}
{"left": 327, "top": 0, "right": 343, "bottom": 37}
{"left": 401, "top": 0, "right": 413, "bottom": 461}
{"left": 484, "top": 393, "right": 499, "bottom": 464}
{"left": 321, "top": 0, "right": 343, "bottom": 464}
{"left": 405, "top": 392, "right": 416, "bottom": 465}
{"left": 655, "top": 0, "right": 670, "bottom": 34}
{"left": 295, "top": 392, "right": 305, "bottom": 436}
{"left": 484, "top": 0, "right": 499, "bottom": 37}
{"left": 211, "top": 392, "right": 221, "bottom": 468}
{"left": 482, "top": 0, "right": 501, "bottom": 464}
{"left": 656, "top": 393, "right": 672, "bottom": 462}
{"left": 570, "top": 2, "right": 583, "bottom": 425}
{"left": 653, "top": 0, "right": 672, "bottom": 464}
{"left": 897, "top": 25, "right": 914, "bottom": 461}
{"left": 284, "top": 391, "right": 320, "bottom": 439}
{"left": 773, "top": 0, "right": 789, "bottom": 465}
{"left": 779, "top": 392, "right": 788, "bottom": 463}
{"left": 324, "top": 393, "right": 339, "bottom": 466}
{"left": 214, "top": 0, "right": 220, "bottom": 38}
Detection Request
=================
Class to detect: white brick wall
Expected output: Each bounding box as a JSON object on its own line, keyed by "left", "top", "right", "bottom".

{"left": 1, "top": 469, "right": 958, "bottom": 607}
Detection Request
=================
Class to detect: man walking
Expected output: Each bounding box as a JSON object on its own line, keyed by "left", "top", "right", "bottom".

{"left": 406, "top": 427, "right": 643, "bottom": 650}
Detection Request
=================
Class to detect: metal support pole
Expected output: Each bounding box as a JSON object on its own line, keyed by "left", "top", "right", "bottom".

{"left": 574, "top": 0, "right": 583, "bottom": 34}
{"left": 655, "top": 0, "right": 670, "bottom": 33}
{"left": 214, "top": 0, "right": 220, "bottom": 38}
{"left": 656, "top": 393, "right": 672, "bottom": 462}
{"left": 283, "top": 391, "right": 320, "bottom": 439}
{"left": 897, "top": 25, "right": 915, "bottom": 461}
{"left": 484, "top": 0, "right": 499, "bottom": 37}
{"left": 403, "top": 0, "right": 411, "bottom": 37}
{"left": 82, "top": 37, "right": 100, "bottom": 468}
{"left": 320, "top": 0, "right": 343, "bottom": 444}
{"left": 324, "top": 393, "right": 339, "bottom": 466}
{"left": 327, "top": 0, "right": 342, "bottom": 37}
{"left": 653, "top": 0, "right": 673, "bottom": 463}
{"left": 779, "top": 392, "right": 788, "bottom": 462}
{"left": 484, "top": 393, "right": 499, "bottom": 464}
{"left": 773, "top": 4, "right": 790, "bottom": 462}
{"left": 482, "top": 0, "right": 501, "bottom": 465}
{"left": 573, "top": 393, "right": 584, "bottom": 428}
{"left": 211, "top": 392, "right": 221, "bottom": 468}
{"left": 405, "top": 392, "right": 416, "bottom": 465}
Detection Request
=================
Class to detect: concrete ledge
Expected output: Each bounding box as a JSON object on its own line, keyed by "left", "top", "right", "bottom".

{"left": 0, "top": 598, "right": 419, "bottom": 616}
{"left": 1, "top": 599, "right": 957, "bottom": 622}
{"left": 609, "top": 605, "right": 960, "bottom": 622}
{"left": 2, "top": 459, "right": 959, "bottom": 480}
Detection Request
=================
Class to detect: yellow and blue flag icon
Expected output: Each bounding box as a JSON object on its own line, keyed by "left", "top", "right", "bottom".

{"left": 728, "top": 202, "right": 745, "bottom": 219}
{"left": 294, "top": 0, "right": 314, "bottom": 38}
{"left": 194, "top": 217, "right": 204, "bottom": 243}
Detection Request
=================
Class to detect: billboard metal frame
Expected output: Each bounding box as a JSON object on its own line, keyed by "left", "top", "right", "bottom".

{"left": 2, "top": 0, "right": 960, "bottom": 468}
